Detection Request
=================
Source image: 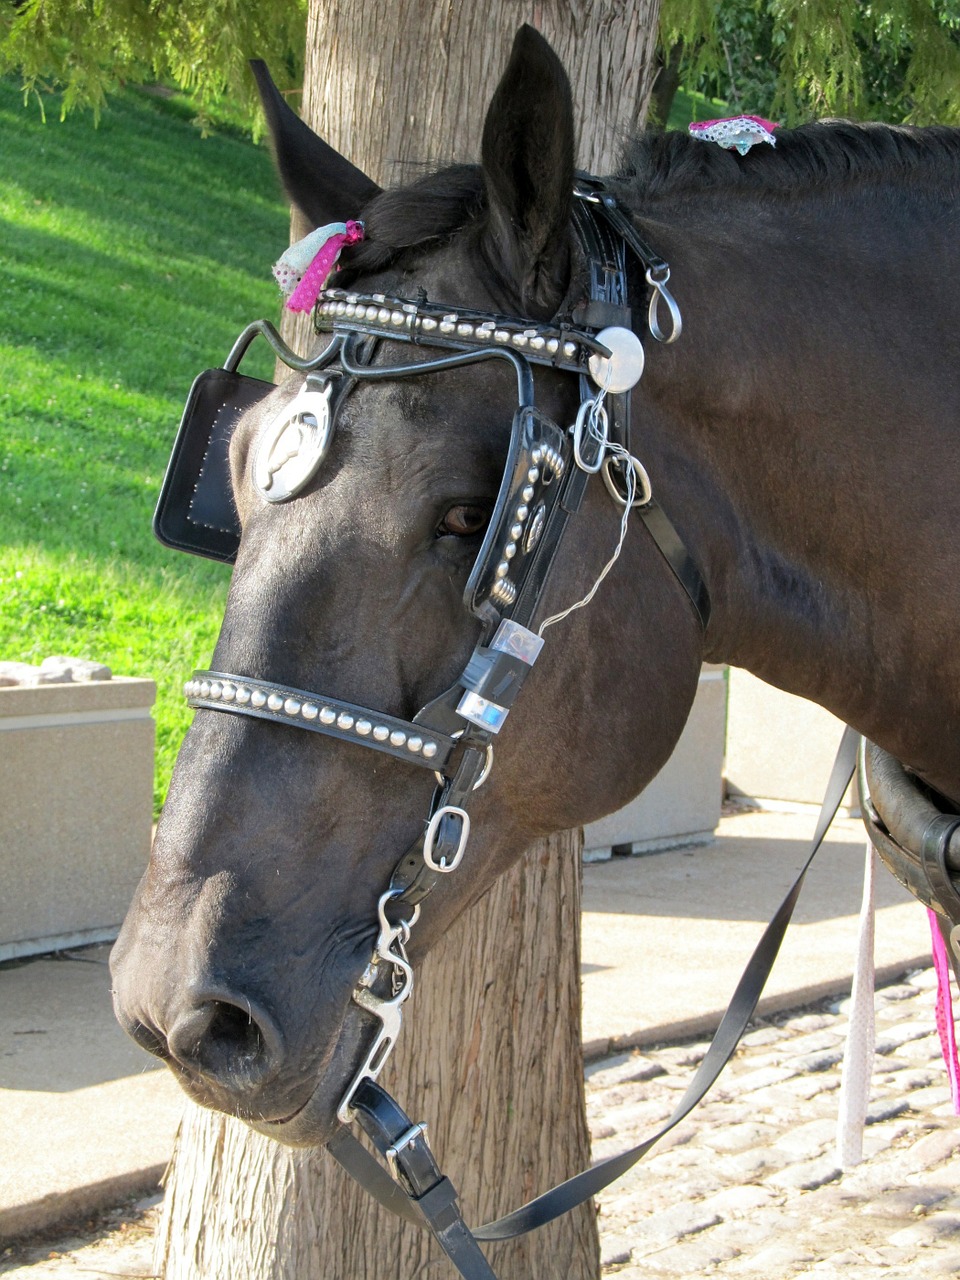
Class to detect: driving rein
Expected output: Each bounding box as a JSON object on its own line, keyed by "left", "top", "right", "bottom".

{"left": 154, "top": 183, "right": 861, "bottom": 1278}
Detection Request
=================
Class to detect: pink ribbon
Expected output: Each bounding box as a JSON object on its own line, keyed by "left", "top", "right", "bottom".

{"left": 928, "top": 907, "right": 960, "bottom": 1114}
{"left": 285, "top": 220, "right": 364, "bottom": 314}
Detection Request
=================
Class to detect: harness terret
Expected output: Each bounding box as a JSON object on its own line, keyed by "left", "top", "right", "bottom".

{"left": 154, "top": 183, "right": 856, "bottom": 1279}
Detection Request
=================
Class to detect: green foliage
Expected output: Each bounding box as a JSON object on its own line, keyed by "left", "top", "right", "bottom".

{"left": 0, "top": 0, "right": 306, "bottom": 132}
{"left": 4, "top": 0, "right": 960, "bottom": 130}
{"left": 0, "top": 77, "right": 289, "bottom": 812}
{"left": 659, "top": 0, "right": 960, "bottom": 125}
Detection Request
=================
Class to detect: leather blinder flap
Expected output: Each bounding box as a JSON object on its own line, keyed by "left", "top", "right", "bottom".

{"left": 154, "top": 367, "right": 274, "bottom": 563}
{"left": 464, "top": 406, "right": 571, "bottom": 619}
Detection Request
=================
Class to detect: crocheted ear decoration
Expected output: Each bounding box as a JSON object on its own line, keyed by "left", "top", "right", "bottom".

{"left": 273, "top": 219, "right": 364, "bottom": 313}
{"left": 688, "top": 115, "right": 779, "bottom": 156}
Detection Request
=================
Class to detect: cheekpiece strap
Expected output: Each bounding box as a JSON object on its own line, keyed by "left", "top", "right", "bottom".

{"left": 184, "top": 671, "right": 456, "bottom": 772}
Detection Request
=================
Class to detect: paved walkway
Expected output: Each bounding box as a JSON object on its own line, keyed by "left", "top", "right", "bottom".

{"left": 1, "top": 806, "right": 951, "bottom": 1276}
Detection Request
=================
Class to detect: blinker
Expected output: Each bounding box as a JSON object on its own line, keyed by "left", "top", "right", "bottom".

{"left": 153, "top": 366, "right": 269, "bottom": 563}
{"left": 156, "top": 311, "right": 588, "bottom": 637}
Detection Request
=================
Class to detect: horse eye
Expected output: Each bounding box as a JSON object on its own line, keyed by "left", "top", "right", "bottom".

{"left": 437, "top": 504, "right": 490, "bottom": 538}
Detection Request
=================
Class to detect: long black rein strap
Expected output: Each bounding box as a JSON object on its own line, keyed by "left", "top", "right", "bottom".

{"left": 327, "top": 726, "right": 860, "bottom": 1272}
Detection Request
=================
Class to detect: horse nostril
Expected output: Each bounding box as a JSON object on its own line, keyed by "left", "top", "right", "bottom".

{"left": 127, "top": 1018, "right": 170, "bottom": 1061}
{"left": 167, "top": 995, "right": 282, "bottom": 1092}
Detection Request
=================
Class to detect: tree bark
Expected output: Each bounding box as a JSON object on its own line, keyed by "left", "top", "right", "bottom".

{"left": 649, "top": 41, "right": 684, "bottom": 128}
{"left": 158, "top": 4, "right": 661, "bottom": 1278}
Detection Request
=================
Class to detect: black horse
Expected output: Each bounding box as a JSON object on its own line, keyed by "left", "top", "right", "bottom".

{"left": 112, "top": 25, "right": 960, "bottom": 1170}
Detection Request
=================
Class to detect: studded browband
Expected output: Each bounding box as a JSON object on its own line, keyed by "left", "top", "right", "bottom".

{"left": 313, "top": 289, "right": 611, "bottom": 371}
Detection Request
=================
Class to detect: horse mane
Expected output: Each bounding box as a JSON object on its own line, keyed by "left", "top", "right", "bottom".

{"left": 616, "top": 120, "right": 960, "bottom": 202}
{"left": 344, "top": 120, "right": 960, "bottom": 276}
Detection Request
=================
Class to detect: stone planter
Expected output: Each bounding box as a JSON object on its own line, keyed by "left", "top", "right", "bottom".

{"left": 724, "top": 667, "right": 857, "bottom": 812}
{"left": 583, "top": 664, "right": 727, "bottom": 859}
{"left": 0, "top": 678, "right": 155, "bottom": 961}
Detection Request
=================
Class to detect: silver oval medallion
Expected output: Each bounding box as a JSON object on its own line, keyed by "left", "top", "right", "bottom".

{"left": 253, "top": 379, "right": 335, "bottom": 504}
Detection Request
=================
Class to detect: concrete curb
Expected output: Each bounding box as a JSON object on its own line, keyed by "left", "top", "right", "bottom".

{"left": 582, "top": 955, "right": 930, "bottom": 1063}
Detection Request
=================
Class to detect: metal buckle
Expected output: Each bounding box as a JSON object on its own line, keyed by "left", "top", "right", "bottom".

{"left": 386, "top": 1122, "right": 429, "bottom": 1182}
{"left": 601, "top": 454, "right": 653, "bottom": 508}
{"left": 423, "top": 805, "right": 471, "bottom": 872}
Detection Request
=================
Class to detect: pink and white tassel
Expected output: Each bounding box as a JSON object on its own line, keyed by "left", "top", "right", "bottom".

{"left": 928, "top": 908, "right": 960, "bottom": 1115}
{"left": 273, "top": 219, "right": 364, "bottom": 314}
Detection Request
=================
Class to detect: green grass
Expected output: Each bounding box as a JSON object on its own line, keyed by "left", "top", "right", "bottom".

{"left": 667, "top": 87, "right": 731, "bottom": 130}
{"left": 0, "top": 79, "right": 289, "bottom": 813}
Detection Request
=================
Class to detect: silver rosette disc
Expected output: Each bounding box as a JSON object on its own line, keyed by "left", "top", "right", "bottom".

{"left": 254, "top": 380, "right": 334, "bottom": 503}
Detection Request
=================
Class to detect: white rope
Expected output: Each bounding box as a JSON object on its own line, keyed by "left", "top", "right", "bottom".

{"left": 836, "top": 839, "right": 878, "bottom": 1168}
{"left": 538, "top": 395, "right": 636, "bottom": 636}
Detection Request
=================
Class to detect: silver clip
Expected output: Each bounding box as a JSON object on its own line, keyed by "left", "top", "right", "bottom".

{"left": 337, "top": 891, "right": 418, "bottom": 1123}
{"left": 572, "top": 396, "right": 609, "bottom": 474}
{"left": 601, "top": 454, "right": 653, "bottom": 508}
{"left": 645, "top": 265, "right": 682, "bottom": 344}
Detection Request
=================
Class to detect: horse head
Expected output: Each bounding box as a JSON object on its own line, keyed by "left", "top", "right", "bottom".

{"left": 110, "top": 27, "right": 703, "bottom": 1146}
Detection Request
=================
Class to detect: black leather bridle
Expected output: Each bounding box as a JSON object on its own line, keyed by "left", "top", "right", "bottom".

{"left": 151, "top": 183, "right": 861, "bottom": 1280}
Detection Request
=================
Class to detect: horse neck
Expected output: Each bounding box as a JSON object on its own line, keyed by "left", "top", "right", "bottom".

{"left": 630, "top": 183, "right": 960, "bottom": 799}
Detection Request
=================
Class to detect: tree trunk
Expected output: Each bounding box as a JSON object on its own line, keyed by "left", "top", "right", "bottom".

{"left": 158, "top": 4, "right": 661, "bottom": 1278}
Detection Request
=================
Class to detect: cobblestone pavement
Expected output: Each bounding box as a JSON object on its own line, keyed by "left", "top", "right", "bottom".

{"left": 591, "top": 965, "right": 960, "bottom": 1279}
{"left": 3, "top": 965, "right": 958, "bottom": 1278}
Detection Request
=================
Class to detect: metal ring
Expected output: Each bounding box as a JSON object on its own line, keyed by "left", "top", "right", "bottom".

{"left": 473, "top": 745, "right": 494, "bottom": 790}
{"left": 601, "top": 455, "right": 653, "bottom": 508}
{"left": 433, "top": 742, "right": 493, "bottom": 790}
{"left": 423, "top": 805, "right": 471, "bottom": 872}
{"left": 645, "top": 266, "right": 682, "bottom": 344}
{"left": 573, "top": 398, "right": 608, "bottom": 474}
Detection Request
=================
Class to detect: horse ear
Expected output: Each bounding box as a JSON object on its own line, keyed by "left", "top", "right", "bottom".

{"left": 480, "top": 26, "right": 575, "bottom": 317}
{"left": 250, "top": 60, "right": 381, "bottom": 229}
